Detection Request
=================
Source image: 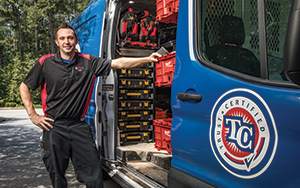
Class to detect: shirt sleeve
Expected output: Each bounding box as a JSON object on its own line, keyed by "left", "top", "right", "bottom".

{"left": 23, "top": 60, "right": 45, "bottom": 90}
{"left": 90, "top": 55, "right": 112, "bottom": 76}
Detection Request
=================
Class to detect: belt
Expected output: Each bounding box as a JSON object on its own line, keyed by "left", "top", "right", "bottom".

{"left": 51, "top": 117, "right": 86, "bottom": 122}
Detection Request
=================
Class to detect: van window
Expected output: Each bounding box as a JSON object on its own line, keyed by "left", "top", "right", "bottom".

{"left": 200, "top": 0, "right": 261, "bottom": 78}
{"left": 198, "top": 0, "right": 291, "bottom": 82}
{"left": 266, "top": 0, "right": 290, "bottom": 81}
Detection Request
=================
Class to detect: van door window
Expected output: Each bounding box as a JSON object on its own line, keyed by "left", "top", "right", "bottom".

{"left": 200, "top": 0, "right": 261, "bottom": 78}
{"left": 198, "top": 0, "right": 292, "bottom": 82}
{"left": 266, "top": 0, "right": 290, "bottom": 81}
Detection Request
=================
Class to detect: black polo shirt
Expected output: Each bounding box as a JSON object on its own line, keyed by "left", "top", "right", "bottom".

{"left": 23, "top": 51, "right": 111, "bottom": 120}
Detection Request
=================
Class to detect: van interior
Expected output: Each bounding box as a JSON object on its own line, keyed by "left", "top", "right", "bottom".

{"left": 105, "top": 0, "right": 176, "bottom": 187}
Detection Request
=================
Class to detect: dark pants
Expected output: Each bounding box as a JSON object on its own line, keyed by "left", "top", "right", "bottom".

{"left": 42, "top": 119, "right": 103, "bottom": 188}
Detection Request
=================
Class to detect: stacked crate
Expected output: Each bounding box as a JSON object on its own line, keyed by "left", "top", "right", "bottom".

{"left": 156, "top": 0, "right": 179, "bottom": 24}
{"left": 154, "top": 53, "right": 175, "bottom": 153}
{"left": 153, "top": 118, "right": 172, "bottom": 153}
{"left": 155, "top": 52, "right": 176, "bottom": 87}
{"left": 118, "top": 64, "right": 155, "bottom": 145}
{"left": 153, "top": 0, "right": 179, "bottom": 153}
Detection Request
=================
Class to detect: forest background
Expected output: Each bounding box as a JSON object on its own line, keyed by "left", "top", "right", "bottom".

{"left": 0, "top": 0, "right": 90, "bottom": 107}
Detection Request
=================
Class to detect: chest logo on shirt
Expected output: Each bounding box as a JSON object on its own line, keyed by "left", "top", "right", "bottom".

{"left": 75, "top": 66, "right": 84, "bottom": 71}
{"left": 210, "top": 88, "right": 277, "bottom": 179}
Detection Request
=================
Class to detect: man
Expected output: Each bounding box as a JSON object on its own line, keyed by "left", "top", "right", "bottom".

{"left": 19, "top": 22, "right": 160, "bottom": 188}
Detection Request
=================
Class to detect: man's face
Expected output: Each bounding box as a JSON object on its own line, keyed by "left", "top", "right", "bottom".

{"left": 55, "top": 28, "right": 78, "bottom": 57}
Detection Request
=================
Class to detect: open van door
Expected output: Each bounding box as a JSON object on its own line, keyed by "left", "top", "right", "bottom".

{"left": 71, "top": 0, "right": 108, "bottom": 153}
{"left": 170, "top": 0, "right": 300, "bottom": 187}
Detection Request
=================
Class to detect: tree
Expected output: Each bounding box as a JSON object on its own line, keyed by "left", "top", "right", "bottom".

{"left": 0, "top": 0, "right": 90, "bottom": 106}
{"left": 0, "top": 0, "right": 25, "bottom": 61}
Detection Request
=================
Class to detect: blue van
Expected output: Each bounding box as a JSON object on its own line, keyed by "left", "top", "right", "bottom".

{"left": 71, "top": 0, "right": 300, "bottom": 187}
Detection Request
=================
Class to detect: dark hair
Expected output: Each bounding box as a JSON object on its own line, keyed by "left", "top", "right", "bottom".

{"left": 56, "top": 22, "right": 77, "bottom": 39}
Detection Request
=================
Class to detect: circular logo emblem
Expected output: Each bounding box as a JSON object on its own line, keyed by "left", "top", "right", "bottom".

{"left": 210, "top": 89, "right": 278, "bottom": 178}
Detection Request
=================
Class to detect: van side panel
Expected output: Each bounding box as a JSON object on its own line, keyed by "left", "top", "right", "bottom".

{"left": 72, "top": 0, "right": 106, "bottom": 56}
{"left": 171, "top": 0, "right": 300, "bottom": 187}
{"left": 71, "top": 0, "right": 106, "bottom": 135}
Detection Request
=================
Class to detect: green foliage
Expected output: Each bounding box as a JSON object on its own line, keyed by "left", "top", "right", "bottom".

{"left": 0, "top": 0, "right": 90, "bottom": 107}
{"left": 5, "top": 102, "right": 17, "bottom": 107}
{"left": 0, "top": 99, "right": 4, "bottom": 107}
{"left": 34, "top": 104, "right": 43, "bottom": 108}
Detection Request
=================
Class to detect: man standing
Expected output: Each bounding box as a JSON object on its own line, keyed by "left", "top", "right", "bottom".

{"left": 19, "top": 22, "right": 160, "bottom": 188}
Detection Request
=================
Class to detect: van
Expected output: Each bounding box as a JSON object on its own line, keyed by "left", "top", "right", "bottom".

{"left": 71, "top": 0, "right": 300, "bottom": 187}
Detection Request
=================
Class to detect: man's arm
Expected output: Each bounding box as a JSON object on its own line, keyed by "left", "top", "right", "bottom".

{"left": 19, "top": 82, "right": 54, "bottom": 131}
{"left": 111, "top": 52, "right": 161, "bottom": 69}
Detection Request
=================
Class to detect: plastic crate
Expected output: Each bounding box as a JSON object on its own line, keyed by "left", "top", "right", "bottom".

{"left": 174, "top": 0, "right": 179, "bottom": 12}
{"left": 118, "top": 68, "right": 154, "bottom": 78}
{"left": 119, "top": 110, "right": 153, "bottom": 121}
{"left": 155, "top": 107, "right": 168, "bottom": 119}
{"left": 119, "top": 79, "right": 153, "bottom": 89}
{"left": 119, "top": 100, "right": 153, "bottom": 110}
{"left": 153, "top": 118, "right": 172, "bottom": 153}
{"left": 119, "top": 89, "right": 153, "bottom": 100}
{"left": 120, "top": 132, "right": 152, "bottom": 145}
{"left": 156, "top": 0, "right": 178, "bottom": 23}
{"left": 119, "top": 121, "right": 152, "bottom": 132}
{"left": 155, "top": 52, "right": 176, "bottom": 87}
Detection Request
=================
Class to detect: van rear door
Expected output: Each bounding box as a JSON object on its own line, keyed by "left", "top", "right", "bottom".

{"left": 170, "top": 0, "right": 300, "bottom": 187}
{"left": 71, "top": 0, "right": 107, "bottom": 147}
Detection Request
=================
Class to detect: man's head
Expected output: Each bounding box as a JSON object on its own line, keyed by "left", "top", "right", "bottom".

{"left": 56, "top": 22, "right": 77, "bottom": 39}
{"left": 55, "top": 22, "right": 78, "bottom": 59}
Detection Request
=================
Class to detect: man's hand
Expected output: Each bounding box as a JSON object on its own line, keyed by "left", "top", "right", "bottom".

{"left": 148, "top": 52, "right": 161, "bottom": 63}
{"left": 19, "top": 82, "right": 54, "bottom": 131}
{"left": 30, "top": 113, "right": 54, "bottom": 131}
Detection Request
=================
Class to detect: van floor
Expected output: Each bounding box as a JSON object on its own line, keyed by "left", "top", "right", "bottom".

{"left": 116, "top": 143, "right": 172, "bottom": 187}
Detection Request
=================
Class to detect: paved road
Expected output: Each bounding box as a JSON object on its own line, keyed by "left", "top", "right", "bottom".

{"left": 0, "top": 109, "right": 121, "bottom": 188}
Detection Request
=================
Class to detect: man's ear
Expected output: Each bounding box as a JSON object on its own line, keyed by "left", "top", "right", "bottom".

{"left": 55, "top": 39, "right": 59, "bottom": 46}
